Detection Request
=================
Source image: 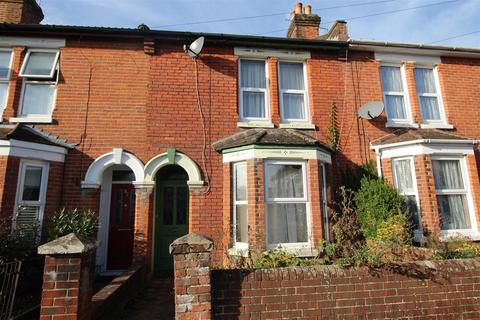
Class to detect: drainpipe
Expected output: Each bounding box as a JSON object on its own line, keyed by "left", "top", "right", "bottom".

{"left": 375, "top": 148, "right": 383, "bottom": 177}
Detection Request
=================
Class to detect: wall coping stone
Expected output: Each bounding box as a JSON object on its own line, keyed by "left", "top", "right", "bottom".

{"left": 38, "top": 233, "right": 98, "bottom": 255}
{"left": 169, "top": 233, "right": 213, "bottom": 254}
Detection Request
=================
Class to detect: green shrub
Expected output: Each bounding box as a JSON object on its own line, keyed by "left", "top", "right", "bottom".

{"left": 0, "top": 218, "right": 38, "bottom": 263}
{"left": 253, "top": 249, "right": 315, "bottom": 269}
{"left": 335, "top": 244, "right": 384, "bottom": 268}
{"left": 47, "top": 208, "right": 99, "bottom": 241}
{"left": 375, "top": 214, "right": 412, "bottom": 245}
{"left": 428, "top": 236, "right": 480, "bottom": 260}
{"left": 354, "top": 176, "right": 408, "bottom": 240}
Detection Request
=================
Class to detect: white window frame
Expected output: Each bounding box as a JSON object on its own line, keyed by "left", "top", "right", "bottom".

{"left": 392, "top": 156, "right": 423, "bottom": 239}
{"left": 12, "top": 160, "right": 50, "bottom": 236}
{"left": 414, "top": 65, "right": 448, "bottom": 126}
{"left": 264, "top": 160, "right": 311, "bottom": 250}
{"left": 19, "top": 49, "right": 60, "bottom": 79}
{"left": 232, "top": 162, "right": 248, "bottom": 250}
{"left": 0, "top": 49, "right": 13, "bottom": 116}
{"left": 278, "top": 60, "right": 310, "bottom": 123}
{"left": 238, "top": 59, "right": 270, "bottom": 122}
{"left": 432, "top": 156, "right": 478, "bottom": 236}
{"left": 380, "top": 63, "right": 414, "bottom": 126}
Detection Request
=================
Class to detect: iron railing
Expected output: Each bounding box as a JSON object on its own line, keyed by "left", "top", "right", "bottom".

{"left": 0, "top": 261, "right": 22, "bottom": 320}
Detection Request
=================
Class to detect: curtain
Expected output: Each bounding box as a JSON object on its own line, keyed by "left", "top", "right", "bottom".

{"left": 419, "top": 97, "right": 441, "bottom": 120}
{"left": 437, "top": 195, "right": 470, "bottom": 230}
{"left": 21, "top": 83, "right": 55, "bottom": 115}
{"left": 24, "top": 52, "right": 56, "bottom": 76}
{"left": 0, "top": 51, "right": 11, "bottom": 78}
{"left": 266, "top": 164, "right": 304, "bottom": 199}
{"left": 0, "top": 83, "right": 7, "bottom": 108}
{"left": 279, "top": 62, "right": 304, "bottom": 90}
{"left": 380, "top": 66, "right": 403, "bottom": 92}
{"left": 393, "top": 159, "right": 413, "bottom": 192}
{"left": 240, "top": 60, "right": 266, "bottom": 88}
{"left": 236, "top": 205, "right": 248, "bottom": 243}
{"left": 385, "top": 95, "right": 406, "bottom": 119}
{"left": 432, "top": 160, "right": 464, "bottom": 190}
{"left": 283, "top": 93, "right": 305, "bottom": 120}
{"left": 235, "top": 163, "right": 247, "bottom": 202}
{"left": 414, "top": 68, "right": 436, "bottom": 94}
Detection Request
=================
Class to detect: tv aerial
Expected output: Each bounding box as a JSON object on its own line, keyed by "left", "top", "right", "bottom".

{"left": 358, "top": 101, "right": 384, "bottom": 120}
{"left": 184, "top": 36, "right": 205, "bottom": 59}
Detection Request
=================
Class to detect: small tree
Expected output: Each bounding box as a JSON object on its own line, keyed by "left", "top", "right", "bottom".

{"left": 47, "top": 208, "right": 99, "bottom": 241}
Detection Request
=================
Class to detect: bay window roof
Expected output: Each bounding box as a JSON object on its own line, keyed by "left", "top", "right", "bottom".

{"left": 371, "top": 129, "right": 474, "bottom": 147}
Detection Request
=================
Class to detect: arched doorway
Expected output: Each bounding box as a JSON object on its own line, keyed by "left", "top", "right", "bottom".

{"left": 154, "top": 165, "right": 189, "bottom": 276}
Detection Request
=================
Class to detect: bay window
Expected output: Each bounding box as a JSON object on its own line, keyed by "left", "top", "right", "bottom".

{"left": 432, "top": 158, "right": 473, "bottom": 231}
{"left": 279, "top": 61, "right": 308, "bottom": 122}
{"left": 380, "top": 65, "right": 411, "bottom": 124}
{"left": 233, "top": 162, "right": 248, "bottom": 248}
{"left": 239, "top": 59, "right": 268, "bottom": 121}
{"left": 414, "top": 67, "right": 444, "bottom": 123}
{"left": 392, "top": 157, "right": 421, "bottom": 231}
{"left": 264, "top": 160, "right": 309, "bottom": 248}
{"left": 17, "top": 49, "right": 59, "bottom": 121}
{"left": 0, "top": 50, "right": 13, "bottom": 112}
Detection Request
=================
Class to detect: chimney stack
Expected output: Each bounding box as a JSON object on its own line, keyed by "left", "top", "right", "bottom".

{"left": 0, "top": 0, "right": 44, "bottom": 24}
{"left": 287, "top": 2, "right": 321, "bottom": 40}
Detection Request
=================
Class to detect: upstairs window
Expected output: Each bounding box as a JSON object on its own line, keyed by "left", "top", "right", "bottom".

{"left": 414, "top": 67, "right": 444, "bottom": 123}
{"left": 239, "top": 59, "right": 268, "bottom": 121}
{"left": 432, "top": 158, "right": 473, "bottom": 231}
{"left": 265, "top": 160, "right": 309, "bottom": 248}
{"left": 17, "top": 49, "right": 59, "bottom": 120}
{"left": 380, "top": 65, "right": 411, "bottom": 124}
{"left": 233, "top": 162, "right": 248, "bottom": 249}
{"left": 279, "top": 61, "right": 308, "bottom": 122}
{"left": 0, "top": 50, "right": 13, "bottom": 112}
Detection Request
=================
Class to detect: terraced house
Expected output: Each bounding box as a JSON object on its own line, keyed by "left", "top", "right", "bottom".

{"left": 0, "top": 0, "right": 479, "bottom": 276}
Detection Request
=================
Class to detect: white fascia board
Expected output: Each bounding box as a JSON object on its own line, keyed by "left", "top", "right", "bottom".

{"left": 351, "top": 43, "right": 480, "bottom": 59}
{"left": 222, "top": 147, "right": 331, "bottom": 163}
{"left": 0, "top": 36, "right": 66, "bottom": 48}
{"left": 234, "top": 47, "right": 311, "bottom": 60}
{"left": 375, "top": 52, "right": 441, "bottom": 65}
{"left": 372, "top": 140, "right": 476, "bottom": 159}
{"left": 0, "top": 139, "right": 67, "bottom": 162}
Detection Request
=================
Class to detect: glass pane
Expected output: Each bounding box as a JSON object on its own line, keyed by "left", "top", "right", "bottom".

{"left": 112, "top": 170, "right": 135, "bottom": 182}
{"left": 235, "top": 204, "right": 248, "bottom": 243}
{"left": 393, "top": 159, "right": 414, "bottom": 193}
{"left": 432, "top": 160, "right": 464, "bottom": 190}
{"left": 162, "top": 186, "right": 174, "bottom": 225}
{"left": 240, "top": 60, "right": 266, "bottom": 88}
{"left": 266, "top": 164, "right": 304, "bottom": 199}
{"left": 380, "top": 66, "right": 403, "bottom": 92}
{"left": 114, "top": 189, "right": 123, "bottom": 225}
{"left": 176, "top": 186, "right": 188, "bottom": 225}
{"left": 438, "top": 195, "right": 471, "bottom": 230}
{"left": 266, "top": 203, "right": 307, "bottom": 244}
{"left": 385, "top": 95, "right": 407, "bottom": 120}
{"left": 414, "top": 68, "right": 437, "bottom": 94}
{"left": 406, "top": 195, "right": 420, "bottom": 230}
{"left": 23, "top": 51, "right": 57, "bottom": 76}
{"left": 0, "top": 51, "right": 12, "bottom": 79}
{"left": 419, "top": 96, "right": 441, "bottom": 121}
{"left": 22, "top": 166, "right": 42, "bottom": 201}
{"left": 21, "top": 83, "right": 55, "bottom": 115}
{"left": 282, "top": 93, "right": 305, "bottom": 120}
{"left": 234, "top": 163, "right": 247, "bottom": 201}
{"left": 242, "top": 91, "right": 265, "bottom": 118}
{"left": 0, "top": 83, "right": 8, "bottom": 108}
{"left": 279, "top": 62, "right": 304, "bottom": 90}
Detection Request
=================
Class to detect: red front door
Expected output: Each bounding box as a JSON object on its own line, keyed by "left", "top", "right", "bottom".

{"left": 107, "top": 183, "right": 136, "bottom": 270}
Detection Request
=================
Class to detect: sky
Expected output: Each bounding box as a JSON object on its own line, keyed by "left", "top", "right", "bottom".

{"left": 38, "top": 0, "right": 480, "bottom": 48}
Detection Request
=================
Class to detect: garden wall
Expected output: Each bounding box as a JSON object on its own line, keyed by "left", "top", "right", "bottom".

{"left": 211, "top": 259, "right": 480, "bottom": 319}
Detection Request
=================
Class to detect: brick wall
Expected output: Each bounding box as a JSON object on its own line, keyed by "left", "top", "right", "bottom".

{"left": 212, "top": 259, "right": 480, "bottom": 319}
{"left": 0, "top": 0, "right": 43, "bottom": 24}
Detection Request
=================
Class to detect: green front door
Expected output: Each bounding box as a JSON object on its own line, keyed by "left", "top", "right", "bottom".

{"left": 154, "top": 179, "right": 189, "bottom": 276}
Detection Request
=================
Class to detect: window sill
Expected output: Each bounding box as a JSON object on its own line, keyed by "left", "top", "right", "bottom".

{"left": 279, "top": 123, "right": 316, "bottom": 130}
{"left": 440, "top": 230, "right": 480, "bottom": 241}
{"left": 228, "top": 247, "right": 249, "bottom": 257}
{"left": 237, "top": 121, "right": 274, "bottom": 128}
{"left": 10, "top": 116, "right": 53, "bottom": 124}
{"left": 420, "top": 123, "right": 454, "bottom": 130}
{"left": 385, "top": 122, "right": 419, "bottom": 129}
{"left": 228, "top": 246, "right": 319, "bottom": 258}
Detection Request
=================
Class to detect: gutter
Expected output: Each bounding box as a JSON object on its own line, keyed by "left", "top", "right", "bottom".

{"left": 370, "top": 138, "right": 479, "bottom": 151}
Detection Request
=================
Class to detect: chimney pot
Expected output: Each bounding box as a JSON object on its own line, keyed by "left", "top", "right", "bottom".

{"left": 305, "top": 5, "right": 312, "bottom": 15}
{"left": 294, "top": 2, "right": 303, "bottom": 14}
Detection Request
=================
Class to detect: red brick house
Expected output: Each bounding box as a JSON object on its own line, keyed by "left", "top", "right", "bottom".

{"left": 0, "top": 0, "right": 479, "bottom": 275}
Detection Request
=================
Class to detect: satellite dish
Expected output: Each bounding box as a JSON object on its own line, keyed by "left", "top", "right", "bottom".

{"left": 358, "top": 101, "right": 384, "bottom": 120}
{"left": 184, "top": 36, "right": 205, "bottom": 59}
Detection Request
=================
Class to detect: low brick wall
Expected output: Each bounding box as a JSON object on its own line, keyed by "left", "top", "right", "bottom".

{"left": 211, "top": 259, "right": 480, "bottom": 319}
{"left": 92, "top": 263, "right": 147, "bottom": 320}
